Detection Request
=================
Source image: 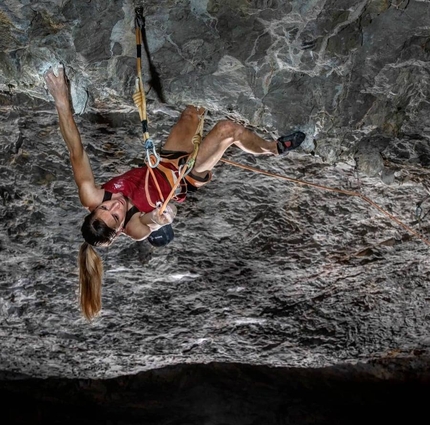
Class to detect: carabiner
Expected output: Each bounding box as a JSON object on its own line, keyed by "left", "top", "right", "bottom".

{"left": 415, "top": 203, "right": 423, "bottom": 219}
{"left": 183, "top": 158, "right": 196, "bottom": 177}
{"left": 145, "top": 139, "right": 160, "bottom": 168}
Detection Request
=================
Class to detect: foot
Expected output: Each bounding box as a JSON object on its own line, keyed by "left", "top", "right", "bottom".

{"left": 276, "top": 131, "right": 306, "bottom": 155}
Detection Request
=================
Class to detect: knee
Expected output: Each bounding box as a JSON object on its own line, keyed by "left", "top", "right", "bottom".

{"left": 212, "top": 120, "right": 243, "bottom": 141}
{"left": 181, "top": 105, "right": 203, "bottom": 122}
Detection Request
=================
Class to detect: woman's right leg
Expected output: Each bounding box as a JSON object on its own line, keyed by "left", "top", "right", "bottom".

{"left": 163, "top": 107, "right": 303, "bottom": 180}
{"left": 192, "top": 120, "right": 278, "bottom": 179}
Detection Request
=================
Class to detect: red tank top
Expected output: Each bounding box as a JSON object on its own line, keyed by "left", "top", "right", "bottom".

{"left": 102, "top": 167, "right": 173, "bottom": 213}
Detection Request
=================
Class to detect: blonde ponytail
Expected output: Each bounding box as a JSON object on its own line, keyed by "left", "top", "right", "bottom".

{"left": 78, "top": 242, "right": 103, "bottom": 321}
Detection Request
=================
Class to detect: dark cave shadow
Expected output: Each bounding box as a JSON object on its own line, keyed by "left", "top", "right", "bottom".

{"left": 2, "top": 360, "right": 430, "bottom": 424}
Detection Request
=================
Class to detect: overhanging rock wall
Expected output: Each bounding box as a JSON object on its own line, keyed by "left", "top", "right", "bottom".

{"left": 0, "top": 0, "right": 430, "bottom": 380}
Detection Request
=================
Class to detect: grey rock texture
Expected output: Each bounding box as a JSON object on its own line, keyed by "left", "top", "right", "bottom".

{"left": 1, "top": 0, "right": 430, "bottom": 382}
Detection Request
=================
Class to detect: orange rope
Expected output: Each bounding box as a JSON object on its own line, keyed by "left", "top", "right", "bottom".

{"left": 158, "top": 111, "right": 206, "bottom": 215}
{"left": 145, "top": 159, "right": 165, "bottom": 208}
{"left": 135, "top": 10, "right": 203, "bottom": 217}
{"left": 135, "top": 14, "right": 165, "bottom": 210}
{"left": 158, "top": 164, "right": 191, "bottom": 214}
{"left": 220, "top": 158, "right": 430, "bottom": 247}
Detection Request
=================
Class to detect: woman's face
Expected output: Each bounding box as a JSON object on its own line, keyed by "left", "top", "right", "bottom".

{"left": 92, "top": 195, "right": 127, "bottom": 231}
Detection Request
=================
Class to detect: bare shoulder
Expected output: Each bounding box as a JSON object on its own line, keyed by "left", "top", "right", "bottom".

{"left": 123, "top": 213, "right": 151, "bottom": 241}
{"left": 78, "top": 182, "right": 104, "bottom": 210}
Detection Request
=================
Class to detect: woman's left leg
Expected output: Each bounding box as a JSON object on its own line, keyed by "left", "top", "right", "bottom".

{"left": 162, "top": 105, "right": 205, "bottom": 153}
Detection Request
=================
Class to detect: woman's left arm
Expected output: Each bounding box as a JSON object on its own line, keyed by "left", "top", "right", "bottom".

{"left": 44, "top": 66, "right": 102, "bottom": 208}
{"left": 124, "top": 204, "right": 177, "bottom": 240}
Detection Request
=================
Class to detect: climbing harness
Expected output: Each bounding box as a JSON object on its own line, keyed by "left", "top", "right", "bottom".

{"left": 158, "top": 109, "right": 206, "bottom": 214}
{"left": 133, "top": 7, "right": 206, "bottom": 217}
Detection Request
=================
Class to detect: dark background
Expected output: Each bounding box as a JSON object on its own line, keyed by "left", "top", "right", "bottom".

{"left": 2, "top": 360, "right": 429, "bottom": 425}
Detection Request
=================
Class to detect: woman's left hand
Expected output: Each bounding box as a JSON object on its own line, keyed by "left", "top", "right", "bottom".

{"left": 150, "top": 203, "right": 177, "bottom": 227}
{"left": 44, "top": 65, "right": 70, "bottom": 108}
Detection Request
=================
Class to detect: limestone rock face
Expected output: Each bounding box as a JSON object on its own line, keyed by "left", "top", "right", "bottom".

{"left": 1, "top": 0, "right": 430, "bottom": 383}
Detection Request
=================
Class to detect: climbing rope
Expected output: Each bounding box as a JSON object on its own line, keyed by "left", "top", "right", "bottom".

{"left": 132, "top": 10, "right": 427, "bottom": 246}
{"left": 133, "top": 7, "right": 205, "bottom": 217}
{"left": 158, "top": 109, "right": 206, "bottom": 215}
{"left": 134, "top": 7, "right": 160, "bottom": 168}
{"left": 133, "top": 6, "right": 169, "bottom": 214}
{"left": 220, "top": 158, "right": 430, "bottom": 247}
{"left": 133, "top": 8, "right": 147, "bottom": 138}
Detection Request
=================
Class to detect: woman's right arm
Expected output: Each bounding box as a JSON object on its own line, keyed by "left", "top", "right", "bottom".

{"left": 44, "top": 66, "right": 102, "bottom": 208}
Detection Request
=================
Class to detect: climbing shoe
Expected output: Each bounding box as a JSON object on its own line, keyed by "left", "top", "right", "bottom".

{"left": 277, "top": 131, "right": 306, "bottom": 155}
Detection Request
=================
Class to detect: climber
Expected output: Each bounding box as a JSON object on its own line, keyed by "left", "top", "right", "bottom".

{"left": 44, "top": 65, "right": 306, "bottom": 320}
